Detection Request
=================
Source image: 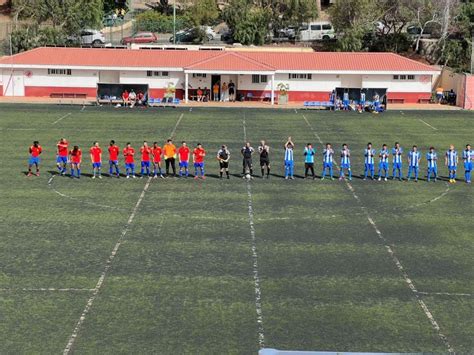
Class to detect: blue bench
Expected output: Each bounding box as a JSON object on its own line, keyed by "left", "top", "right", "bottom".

{"left": 303, "top": 101, "right": 334, "bottom": 109}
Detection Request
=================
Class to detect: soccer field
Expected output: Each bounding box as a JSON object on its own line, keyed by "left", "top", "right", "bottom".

{"left": 0, "top": 104, "right": 473, "bottom": 354}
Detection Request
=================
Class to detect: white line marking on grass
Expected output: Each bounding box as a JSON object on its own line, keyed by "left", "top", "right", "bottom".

{"left": 243, "top": 111, "right": 266, "bottom": 349}
{"left": 0, "top": 288, "right": 94, "bottom": 292}
{"left": 63, "top": 112, "right": 185, "bottom": 354}
{"left": 80, "top": 105, "right": 86, "bottom": 112}
{"left": 52, "top": 112, "right": 72, "bottom": 125}
{"left": 416, "top": 291, "right": 473, "bottom": 297}
{"left": 418, "top": 118, "right": 438, "bottom": 130}
{"left": 170, "top": 113, "right": 184, "bottom": 139}
{"left": 63, "top": 178, "right": 152, "bottom": 354}
{"left": 301, "top": 113, "right": 454, "bottom": 354}
{"left": 47, "top": 175, "right": 127, "bottom": 211}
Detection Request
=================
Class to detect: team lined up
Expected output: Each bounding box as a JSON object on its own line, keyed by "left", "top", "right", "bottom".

{"left": 27, "top": 139, "right": 472, "bottom": 183}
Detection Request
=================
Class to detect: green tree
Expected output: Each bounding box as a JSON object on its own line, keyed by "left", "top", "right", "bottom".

{"left": 187, "top": 0, "right": 219, "bottom": 26}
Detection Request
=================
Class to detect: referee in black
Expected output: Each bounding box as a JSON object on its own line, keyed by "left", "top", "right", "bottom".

{"left": 217, "top": 144, "right": 231, "bottom": 179}
{"left": 241, "top": 142, "right": 254, "bottom": 176}
{"left": 258, "top": 140, "right": 271, "bottom": 178}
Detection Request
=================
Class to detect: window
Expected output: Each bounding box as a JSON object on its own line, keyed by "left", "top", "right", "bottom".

{"left": 393, "top": 74, "right": 415, "bottom": 81}
{"left": 311, "top": 25, "right": 322, "bottom": 31}
{"left": 48, "top": 69, "right": 71, "bottom": 76}
{"left": 252, "top": 75, "right": 268, "bottom": 84}
{"left": 146, "top": 71, "right": 169, "bottom": 77}
{"left": 322, "top": 24, "right": 332, "bottom": 30}
{"left": 288, "top": 73, "right": 312, "bottom": 80}
{"left": 192, "top": 73, "right": 207, "bottom": 78}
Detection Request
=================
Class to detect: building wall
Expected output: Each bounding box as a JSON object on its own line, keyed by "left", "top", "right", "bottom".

{"left": 362, "top": 74, "right": 432, "bottom": 103}
{"left": 120, "top": 70, "right": 185, "bottom": 99}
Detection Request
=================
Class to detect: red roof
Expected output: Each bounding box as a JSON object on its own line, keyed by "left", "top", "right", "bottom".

{"left": 0, "top": 47, "right": 438, "bottom": 72}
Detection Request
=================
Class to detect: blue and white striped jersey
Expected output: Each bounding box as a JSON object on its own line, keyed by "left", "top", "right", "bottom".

{"left": 364, "top": 149, "right": 376, "bottom": 164}
{"left": 446, "top": 150, "right": 458, "bottom": 166}
{"left": 408, "top": 151, "right": 421, "bottom": 167}
{"left": 323, "top": 148, "right": 334, "bottom": 163}
{"left": 463, "top": 149, "right": 473, "bottom": 162}
{"left": 379, "top": 149, "right": 389, "bottom": 163}
{"left": 426, "top": 152, "right": 437, "bottom": 168}
{"left": 392, "top": 147, "right": 403, "bottom": 163}
{"left": 285, "top": 147, "right": 294, "bottom": 161}
{"left": 340, "top": 149, "right": 350, "bottom": 165}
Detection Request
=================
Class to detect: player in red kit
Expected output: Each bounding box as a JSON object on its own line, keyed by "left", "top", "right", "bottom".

{"left": 178, "top": 141, "right": 191, "bottom": 177}
{"left": 108, "top": 140, "right": 120, "bottom": 178}
{"left": 56, "top": 138, "right": 69, "bottom": 175}
{"left": 151, "top": 142, "right": 164, "bottom": 178}
{"left": 27, "top": 141, "right": 42, "bottom": 176}
{"left": 140, "top": 141, "right": 152, "bottom": 177}
{"left": 123, "top": 142, "right": 136, "bottom": 178}
{"left": 193, "top": 143, "right": 206, "bottom": 179}
{"left": 90, "top": 141, "right": 103, "bottom": 179}
{"left": 69, "top": 145, "right": 82, "bottom": 178}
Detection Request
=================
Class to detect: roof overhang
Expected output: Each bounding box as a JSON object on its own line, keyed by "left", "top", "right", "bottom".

{"left": 276, "top": 70, "right": 440, "bottom": 75}
{"left": 0, "top": 64, "right": 184, "bottom": 72}
{"left": 184, "top": 69, "right": 275, "bottom": 75}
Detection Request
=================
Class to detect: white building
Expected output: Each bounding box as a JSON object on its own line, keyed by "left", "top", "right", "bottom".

{"left": 0, "top": 47, "right": 440, "bottom": 104}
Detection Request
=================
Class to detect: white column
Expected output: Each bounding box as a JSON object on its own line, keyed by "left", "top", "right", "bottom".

{"left": 271, "top": 74, "right": 275, "bottom": 105}
{"left": 185, "top": 72, "right": 189, "bottom": 103}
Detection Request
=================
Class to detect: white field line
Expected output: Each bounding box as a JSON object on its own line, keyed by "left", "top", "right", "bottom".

{"left": 0, "top": 288, "right": 94, "bottom": 292}
{"left": 47, "top": 175, "right": 127, "bottom": 211}
{"left": 416, "top": 291, "right": 473, "bottom": 297}
{"left": 301, "top": 114, "right": 454, "bottom": 354}
{"left": 243, "top": 112, "right": 265, "bottom": 349}
{"left": 63, "top": 113, "right": 185, "bottom": 354}
{"left": 169, "top": 113, "right": 184, "bottom": 139}
{"left": 80, "top": 105, "right": 86, "bottom": 112}
{"left": 52, "top": 112, "right": 72, "bottom": 125}
{"left": 418, "top": 118, "right": 438, "bottom": 130}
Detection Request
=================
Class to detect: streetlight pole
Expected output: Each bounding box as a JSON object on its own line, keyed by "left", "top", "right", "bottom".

{"left": 173, "top": 0, "right": 176, "bottom": 44}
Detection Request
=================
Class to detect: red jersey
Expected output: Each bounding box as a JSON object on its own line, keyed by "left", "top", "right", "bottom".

{"left": 123, "top": 147, "right": 135, "bottom": 164}
{"left": 90, "top": 146, "right": 102, "bottom": 163}
{"left": 57, "top": 140, "right": 69, "bottom": 157}
{"left": 193, "top": 148, "right": 206, "bottom": 163}
{"left": 140, "top": 146, "right": 152, "bottom": 161}
{"left": 151, "top": 147, "right": 162, "bottom": 163}
{"left": 69, "top": 149, "right": 82, "bottom": 164}
{"left": 178, "top": 146, "right": 190, "bottom": 162}
{"left": 108, "top": 145, "right": 120, "bottom": 161}
{"left": 29, "top": 145, "right": 42, "bottom": 157}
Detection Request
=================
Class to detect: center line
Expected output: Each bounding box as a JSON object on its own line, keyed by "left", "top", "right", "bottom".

{"left": 301, "top": 114, "right": 454, "bottom": 353}
{"left": 63, "top": 113, "right": 184, "bottom": 354}
{"left": 243, "top": 111, "right": 265, "bottom": 349}
{"left": 52, "top": 112, "right": 72, "bottom": 125}
{"left": 418, "top": 118, "right": 438, "bottom": 130}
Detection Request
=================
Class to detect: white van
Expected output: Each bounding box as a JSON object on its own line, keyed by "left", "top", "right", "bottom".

{"left": 298, "top": 22, "right": 336, "bottom": 41}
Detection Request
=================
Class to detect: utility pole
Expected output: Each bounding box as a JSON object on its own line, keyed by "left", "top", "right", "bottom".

{"left": 173, "top": 0, "right": 176, "bottom": 44}
{"left": 471, "top": 27, "right": 474, "bottom": 74}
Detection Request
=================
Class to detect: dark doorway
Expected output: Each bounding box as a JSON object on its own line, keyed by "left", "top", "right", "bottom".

{"left": 211, "top": 75, "right": 221, "bottom": 101}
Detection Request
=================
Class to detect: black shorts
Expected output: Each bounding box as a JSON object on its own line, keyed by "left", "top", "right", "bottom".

{"left": 243, "top": 158, "right": 252, "bottom": 168}
{"left": 219, "top": 161, "right": 229, "bottom": 169}
{"left": 229, "top": 89, "right": 235, "bottom": 95}
{"left": 260, "top": 159, "right": 270, "bottom": 167}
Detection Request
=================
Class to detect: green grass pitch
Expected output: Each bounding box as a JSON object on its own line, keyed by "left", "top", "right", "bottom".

{"left": 0, "top": 104, "right": 472, "bottom": 354}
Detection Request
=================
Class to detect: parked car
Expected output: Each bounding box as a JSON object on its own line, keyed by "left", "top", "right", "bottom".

{"left": 220, "top": 29, "right": 234, "bottom": 43}
{"left": 121, "top": 32, "right": 157, "bottom": 45}
{"left": 406, "top": 24, "right": 440, "bottom": 39}
{"left": 297, "top": 22, "right": 336, "bottom": 41}
{"left": 170, "top": 28, "right": 205, "bottom": 44}
{"left": 67, "top": 29, "right": 106, "bottom": 46}
{"left": 199, "top": 26, "right": 218, "bottom": 41}
{"left": 273, "top": 26, "right": 297, "bottom": 41}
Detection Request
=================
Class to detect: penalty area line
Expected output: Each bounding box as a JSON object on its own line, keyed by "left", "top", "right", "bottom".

{"left": 418, "top": 118, "right": 438, "bottom": 130}
{"left": 63, "top": 177, "right": 152, "bottom": 354}
{"left": 0, "top": 288, "right": 94, "bottom": 292}
{"left": 301, "top": 113, "right": 454, "bottom": 354}
{"left": 52, "top": 112, "right": 72, "bottom": 125}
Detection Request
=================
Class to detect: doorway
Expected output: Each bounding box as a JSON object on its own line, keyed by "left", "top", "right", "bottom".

{"left": 3, "top": 71, "right": 25, "bottom": 96}
{"left": 211, "top": 74, "right": 220, "bottom": 101}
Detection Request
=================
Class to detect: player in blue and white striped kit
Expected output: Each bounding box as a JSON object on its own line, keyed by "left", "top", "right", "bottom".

{"left": 377, "top": 144, "right": 390, "bottom": 181}
{"left": 426, "top": 147, "right": 438, "bottom": 182}
{"left": 407, "top": 145, "right": 421, "bottom": 182}
{"left": 445, "top": 145, "right": 458, "bottom": 183}
{"left": 284, "top": 138, "right": 295, "bottom": 180}
{"left": 462, "top": 144, "right": 472, "bottom": 183}
{"left": 321, "top": 143, "right": 334, "bottom": 180}
{"left": 363, "top": 143, "right": 376, "bottom": 180}
{"left": 339, "top": 143, "right": 351, "bottom": 181}
{"left": 391, "top": 142, "right": 404, "bottom": 180}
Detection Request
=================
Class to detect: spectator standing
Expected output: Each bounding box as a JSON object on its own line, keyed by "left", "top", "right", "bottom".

{"left": 221, "top": 82, "right": 228, "bottom": 102}
{"left": 228, "top": 80, "right": 236, "bottom": 102}
{"left": 213, "top": 82, "right": 220, "bottom": 101}
{"left": 436, "top": 86, "right": 444, "bottom": 104}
